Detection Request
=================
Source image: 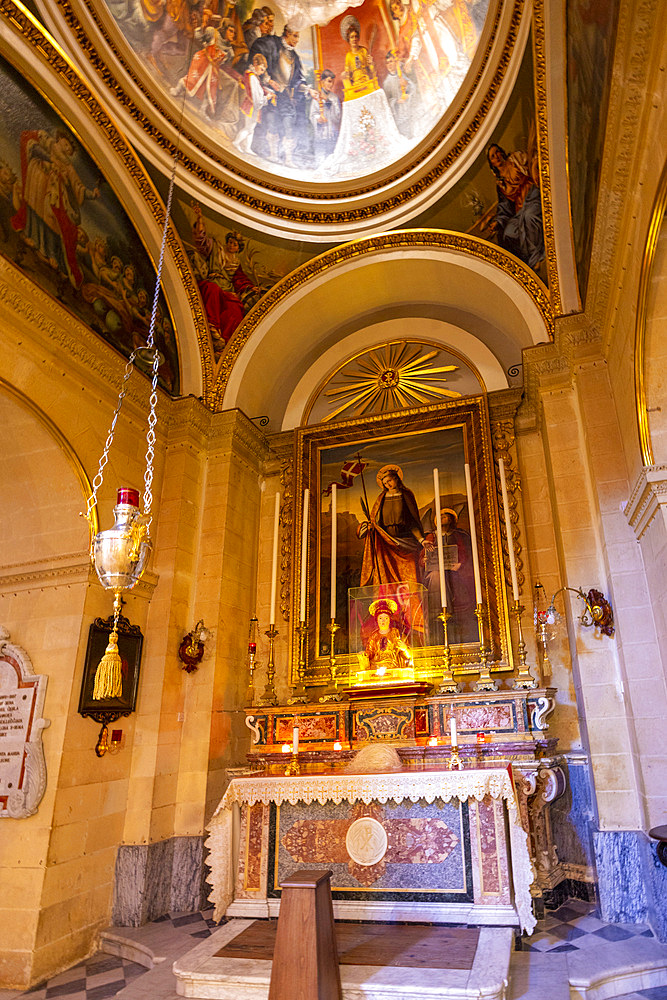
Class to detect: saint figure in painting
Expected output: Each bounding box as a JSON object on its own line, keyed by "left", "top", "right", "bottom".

{"left": 11, "top": 129, "right": 100, "bottom": 288}
{"left": 423, "top": 507, "right": 478, "bottom": 643}
{"left": 357, "top": 464, "right": 433, "bottom": 587}
{"left": 487, "top": 142, "right": 545, "bottom": 269}
{"left": 364, "top": 599, "right": 413, "bottom": 677}
{"left": 341, "top": 15, "right": 378, "bottom": 100}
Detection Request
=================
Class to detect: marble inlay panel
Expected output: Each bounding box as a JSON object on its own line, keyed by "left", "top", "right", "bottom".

{"left": 268, "top": 797, "right": 472, "bottom": 902}
{"left": 478, "top": 796, "right": 501, "bottom": 895}
{"left": 440, "top": 701, "right": 516, "bottom": 733}
{"left": 244, "top": 803, "right": 263, "bottom": 892}
{"left": 594, "top": 829, "right": 649, "bottom": 925}
{"left": 275, "top": 713, "right": 338, "bottom": 742}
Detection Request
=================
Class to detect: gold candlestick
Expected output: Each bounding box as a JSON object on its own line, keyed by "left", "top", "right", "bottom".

{"left": 511, "top": 602, "right": 538, "bottom": 689}
{"left": 285, "top": 751, "right": 301, "bottom": 776}
{"left": 288, "top": 621, "right": 309, "bottom": 704}
{"left": 448, "top": 745, "right": 463, "bottom": 770}
{"left": 473, "top": 603, "right": 498, "bottom": 691}
{"left": 246, "top": 615, "right": 259, "bottom": 705}
{"left": 319, "top": 619, "right": 344, "bottom": 702}
{"left": 435, "top": 608, "right": 460, "bottom": 694}
{"left": 259, "top": 625, "right": 278, "bottom": 706}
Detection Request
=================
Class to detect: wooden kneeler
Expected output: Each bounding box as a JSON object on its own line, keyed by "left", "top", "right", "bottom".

{"left": 268, "top": 869, "right": 342, "bottom": 1000}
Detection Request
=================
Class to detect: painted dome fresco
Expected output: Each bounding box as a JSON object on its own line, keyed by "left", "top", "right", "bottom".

{"left": 104, "top": 0, "right": 491, "bottom": 185}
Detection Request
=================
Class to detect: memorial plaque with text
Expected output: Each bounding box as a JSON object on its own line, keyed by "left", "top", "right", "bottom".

{"left": 0, "top": 626, "right": 49, "bottom": 818}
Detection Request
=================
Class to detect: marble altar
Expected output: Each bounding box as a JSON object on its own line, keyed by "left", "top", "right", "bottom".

{"left": 205, "top": 765, "right": 537, "bottom": 934}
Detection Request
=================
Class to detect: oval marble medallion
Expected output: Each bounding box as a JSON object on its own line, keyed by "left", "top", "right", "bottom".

{"left": 345, "top": 817, "right": 388, "bottom": 866}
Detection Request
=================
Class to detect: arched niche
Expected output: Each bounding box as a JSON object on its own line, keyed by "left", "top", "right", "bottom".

{"left": 222, "top": 238, "right": 551, "bottom": 430}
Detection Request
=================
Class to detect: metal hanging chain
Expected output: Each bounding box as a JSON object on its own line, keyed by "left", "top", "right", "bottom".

{"left": 84, "top": 46, "right": 190, "bottom": 533}
{"left": 84, "top": 351, "right": 137, "bottom": 527}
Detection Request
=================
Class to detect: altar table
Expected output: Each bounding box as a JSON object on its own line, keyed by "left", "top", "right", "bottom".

{"left": 205, "top": 765, "right": 536, "bottom": 934}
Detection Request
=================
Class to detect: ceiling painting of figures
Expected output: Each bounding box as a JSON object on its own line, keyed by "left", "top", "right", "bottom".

{"left": 0, "top": 54, "right": 180, "bottom": 393}
{"left": 103, "top": 0, "right": 490, "bottom": 183}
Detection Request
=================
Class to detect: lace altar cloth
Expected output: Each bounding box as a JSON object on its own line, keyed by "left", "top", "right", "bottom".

{"left": 206, "top": 766, "right": 536, "bottom": 934}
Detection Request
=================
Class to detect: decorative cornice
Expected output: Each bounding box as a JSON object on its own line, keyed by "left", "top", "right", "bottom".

{"left": 624, "top": 464, "right": 667, "bottom": 539}
{"left": 0, "top": 554, "right": 159, "bottom": 595}
{"left": 532, "top": 0, "right": 561, "bottom": 311}
{"left": 215, "top": 231, "right": 554, "bottom": 412}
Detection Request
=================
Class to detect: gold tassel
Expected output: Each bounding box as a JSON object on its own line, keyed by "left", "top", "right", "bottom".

{"left": 92, "top": 627, "right": 123, "bottom": 700}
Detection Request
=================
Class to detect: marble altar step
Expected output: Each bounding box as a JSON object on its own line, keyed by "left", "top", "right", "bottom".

{"left": 173, "top": 918, "right": 514, "bottom": 1000}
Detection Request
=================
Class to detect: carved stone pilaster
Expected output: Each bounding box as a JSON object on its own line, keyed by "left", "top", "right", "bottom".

{"left": 268, "top": 432, "right": 295, "bottom": 624}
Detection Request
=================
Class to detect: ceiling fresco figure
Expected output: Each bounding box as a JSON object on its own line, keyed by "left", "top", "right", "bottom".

{"left": 102, "top": 0, "right": 489, "bottom": 181}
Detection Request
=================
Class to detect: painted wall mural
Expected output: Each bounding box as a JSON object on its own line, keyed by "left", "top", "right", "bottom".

{"left": 171, "top": 192, "right": 315, "bottom": 359}
{"left": 566, "top": 0, "right": 620, "bottom": 303}
{"left": 0, "top": 55, "right": 180, "bottom": 393}
{"left": 411, "top": 40, "right": 547, "bottom": 284}
{"left": 104, "top": 0, "right": 490, "bottom": 183}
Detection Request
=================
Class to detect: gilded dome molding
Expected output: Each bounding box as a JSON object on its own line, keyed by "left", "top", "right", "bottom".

{"left": 212, "top": 230, "right": 553, "bottom": 412}
{"left": 41, "top": 0, "right": 530, "bottom": 241}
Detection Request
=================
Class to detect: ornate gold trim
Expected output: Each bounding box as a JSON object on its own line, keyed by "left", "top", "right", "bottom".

{"left": 0, "top": 376, "right": 99, "bottom": 542}
{"left": 634, "top": 159, "right": 667, "bottom": 467}
{"left": 302, "top": 338, "right": 487, "bottom": 426}
{"left": 214, "top": 230, "right": 553, "bottom": 412}
{"left": 532, "top": 0, "right": 561, "bottom": 312}
{"left": 0, "top": 0, "right": 213, "bottom": 398}
{"left": 50, "top": 0, "right": 524, "bottom": 219}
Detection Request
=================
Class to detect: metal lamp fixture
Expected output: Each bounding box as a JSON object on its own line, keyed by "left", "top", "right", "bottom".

{"left": 83, "top": 155, "right": 179, "bottom": 701}
{"left": 534, "top": 581, "right": 615, "bottom": 678}
{"left": 178, "top": 619, "right": 211, "bottom": 672}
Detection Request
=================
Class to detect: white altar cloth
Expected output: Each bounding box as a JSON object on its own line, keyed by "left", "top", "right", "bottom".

{"left": 206, "top": 765, "right": 536, "bottom": 934}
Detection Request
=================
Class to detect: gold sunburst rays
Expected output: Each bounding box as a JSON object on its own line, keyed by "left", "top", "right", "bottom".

{"left": 322, "top": 343, "right": 462, "bottom": 422}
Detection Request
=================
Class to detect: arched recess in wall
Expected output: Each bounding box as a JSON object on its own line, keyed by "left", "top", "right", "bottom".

{"left": 219, "top": 233, "right": 552, "bottom": 430}
{"left": 0, "top": 379, "right": 94, "bottom": 566}
{"left": 635, "top": 160, "right": 667, "bottom": 466}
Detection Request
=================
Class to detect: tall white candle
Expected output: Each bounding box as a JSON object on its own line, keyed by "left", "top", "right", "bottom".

{"left": 330, "top": 484, "right": 337, "bottom": 619}
{"left": 449, "top": 716, "right": 458, "bottom": 747}
{"left": 292, "top": 724, "right": 299, "bottom": 755}
{"left": 269, "top": 491, "right": 280, "bottom": 626}
{"left": 433, "top": 468, "right": 447, "bottom": 609}
{"left": 464, "top": 463, "right": 483, "bottom": 604}
{"left": 300, "top": 489, "right": 309, "bottom": 622}
{"left": 498, "top": 459, "right": 520, "bottom": 603}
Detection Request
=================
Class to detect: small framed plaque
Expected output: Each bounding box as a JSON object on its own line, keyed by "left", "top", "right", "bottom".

{"left": 78, "top": 613, "right": 143, "bottom": 720}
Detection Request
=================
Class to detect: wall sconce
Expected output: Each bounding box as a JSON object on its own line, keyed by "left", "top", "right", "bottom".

{"left": 178, "top": 619, "right": 211, "bottom": 672}
{"left": 534, "top": 582, "right": 615, "bottom": 675}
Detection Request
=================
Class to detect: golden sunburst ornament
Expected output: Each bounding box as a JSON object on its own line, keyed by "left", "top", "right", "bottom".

{"left": 322, "top": 343, "right": 461, "bottom": 422}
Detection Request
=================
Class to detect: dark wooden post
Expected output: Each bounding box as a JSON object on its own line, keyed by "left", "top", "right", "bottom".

{"left": 268, "top": 868, "right": 342, "bottom": 1000}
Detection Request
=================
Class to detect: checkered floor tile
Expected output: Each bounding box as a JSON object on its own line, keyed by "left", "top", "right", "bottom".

{"left": 20, "top": 910, "right": 220, "bottom": 999}
{"left": 521, "top": 900, "right": 655, "bottom": 954}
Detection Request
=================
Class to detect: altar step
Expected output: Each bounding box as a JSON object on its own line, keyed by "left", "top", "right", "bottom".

{"left": 173, "top": 917, "right": 514, "bottom": 999}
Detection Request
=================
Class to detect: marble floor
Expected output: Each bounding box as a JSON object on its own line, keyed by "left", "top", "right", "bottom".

{"left": 2, "top": 901, "right": 666, "bottom": 1000}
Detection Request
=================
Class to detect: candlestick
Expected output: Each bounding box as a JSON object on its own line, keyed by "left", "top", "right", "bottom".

{"left": 473, "top": 604, "right": 498, "bottom": 691}
{"left": 330, "top": 484, "right": 337, "bottom": 620}
{"left": 269, "top": 492, "right": 280, "bottom": 626}
{"left": 464, "top": 463, "right": 483, "bottom": 604}
{"left": 246, "top": 614, "right": 259, "bottom": 705}
{"left": 433, "top": 468, "right": 447, "bottom": 609}
{"left": 285, "top": 750, "right": 301, "bottom": 776}
{"left": 288, "top": 620, "right": 308, "bottom": 704}
{"left": 300, "top": 489, "right": 309, "bottom": 623}
{"left": 435, "top": 608, "right": 459, "bottom": 694}
{"left": 319, "top": 619, "right": 344, "bottom": 702}
{"left": 498, "top": 459, "right": 520, "bottom": 602}
{"left": 259, "top": 624, "right": 278, "bottom": 706}
{"left": 511, "top": 602, "right": 538, "bottom": 689}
